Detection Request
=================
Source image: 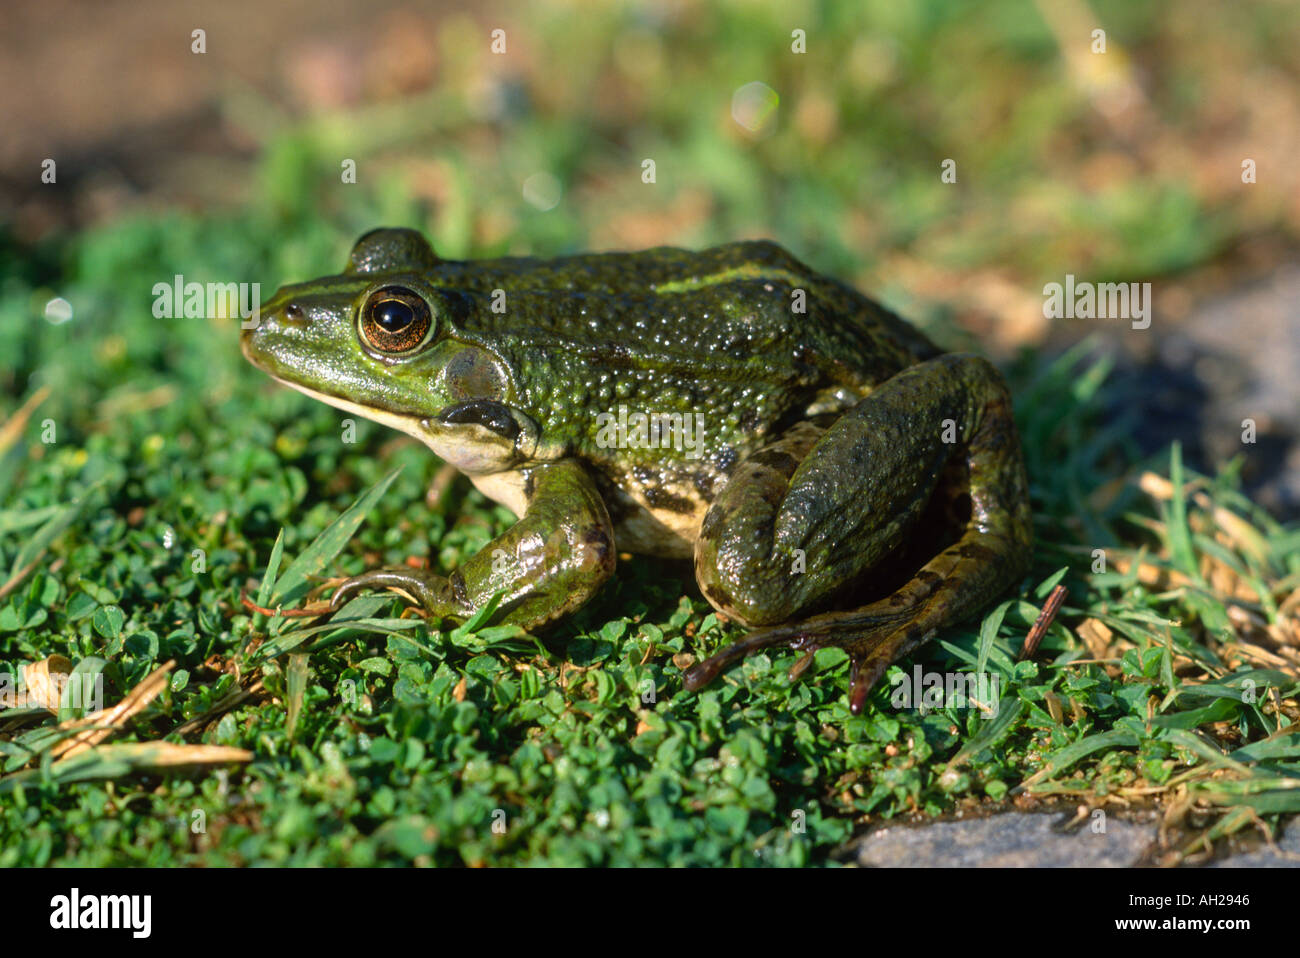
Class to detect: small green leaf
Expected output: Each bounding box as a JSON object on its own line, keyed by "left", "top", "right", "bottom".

{"left": 358, "top": 657, "right": 393, "bottom": 676}
{"left": 92, "top": 606, "right": 125, "bottom": 640}
{"left": 1033, "top": 565, "right": 1069, "bottom": 599}
{"left": 64, "top": 591, "right": 98, "bottom": 622}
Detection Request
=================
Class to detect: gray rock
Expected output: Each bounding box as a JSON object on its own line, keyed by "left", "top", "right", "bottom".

{"left": 854, "top": 811, "right": 1155, "bottom": 867}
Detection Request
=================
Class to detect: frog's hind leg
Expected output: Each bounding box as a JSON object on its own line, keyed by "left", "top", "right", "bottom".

{"left": 686, "top": 353, "right": 1032, "bottom": 714}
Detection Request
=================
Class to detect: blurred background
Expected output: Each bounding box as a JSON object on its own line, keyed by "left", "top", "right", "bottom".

{"left": 2, "top": 0, "right": 1298, "bottom": 513}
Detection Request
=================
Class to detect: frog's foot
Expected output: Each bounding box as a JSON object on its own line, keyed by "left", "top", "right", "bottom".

{"left": 683, "top": 568, "right": 962, "bottom": 714}
{"left": 330, "top": 566, "right": 471, "bottom": 622}
{"left": 688, "top": 353, "right": 1032, "bottom": 714}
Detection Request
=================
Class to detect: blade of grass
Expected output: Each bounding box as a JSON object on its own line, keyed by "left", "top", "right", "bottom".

{"left": 1018, "top": 727, "right": 1140, "bottom": 790}
{"left": 285, "top": 652, "right": 310, "bottom": 742}
{"left": 975, "top": 600, "right": 1012, "bottom": 676}
{"left": 5, "top": 479, "right": 104, "bottom": 585}
{"left": 1165, "top": 442, "right": 1197, "bottom": 577}
{"left": 943, "top": 698, "right": 1024, "bottom": 772}
{"left": 271, "top": 467, "right": 403, "bottom": 607}
{"left": 252, "top": 528, "right": 286, "bottom": 631}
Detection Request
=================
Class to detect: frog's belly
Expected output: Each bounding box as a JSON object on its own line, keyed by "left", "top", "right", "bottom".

{"left": 607, "top": 488, "right": 704, "bottom": 559}
{"left": 466, "top": 467, "right": 705, "bottom": 559}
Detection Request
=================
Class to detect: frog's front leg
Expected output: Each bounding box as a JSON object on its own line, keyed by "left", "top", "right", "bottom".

{"left": 685, "top": 353, "right": 1032, "bottom": 714}
{"left": 331, "top": 458, "right": 616, "bottom": 630}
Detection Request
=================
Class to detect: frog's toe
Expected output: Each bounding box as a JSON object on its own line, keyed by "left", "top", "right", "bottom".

{"left": 681, "top": 624, "right": 800, "bottom": 692}
{"left": 329, "top": 574, "right": 371, "bottom": 611}
{"left": 682, "top": 605, "right": 919, "bottom": 714}
{"left": 844, "top": 627, "right": 933, "bottom": 715}
{"left": 330, "top": 567, "right": 454, "bottom": 617}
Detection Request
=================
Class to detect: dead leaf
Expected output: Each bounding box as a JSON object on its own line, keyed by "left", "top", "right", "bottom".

{"left": 1139, "top": 471, "right": 1176, "bottom": 501}
{"left": 0, "top": 742, "right": 252, "bottom": 792}
{"left": 1076, "top": 618, "right": 1113, "bottom": 658}
{"left": 0, "top": 386, "right": 51, "bottom": 456}
{"left": 19, "top": 654, "right": 72, "bottom": 711}
{"left": 78, "top": 742, "right": 252, "bottom": 769}
{"left": 50, "top": 660, "right": 174, "bottom": 761}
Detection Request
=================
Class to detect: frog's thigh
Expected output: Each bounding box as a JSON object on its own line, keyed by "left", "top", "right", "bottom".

{"left": 693, "top": 410, "right": 940, "bottom": 627}
{"left": 694, "top": 353, "right": 1031, "bottom": 627}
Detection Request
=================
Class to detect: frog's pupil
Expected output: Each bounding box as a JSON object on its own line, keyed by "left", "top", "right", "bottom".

{"left": 374, "top": 299, "right": 413, "bottom": 332}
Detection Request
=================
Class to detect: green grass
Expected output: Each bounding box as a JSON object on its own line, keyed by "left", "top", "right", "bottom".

{"left": 2, "top": 0, "right": 1299, "bottom": 865}
{"left": 3, "top": 220, "right": 1296, "bottom": 868}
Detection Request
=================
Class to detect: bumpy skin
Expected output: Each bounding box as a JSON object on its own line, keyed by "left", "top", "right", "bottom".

{"left": 242, "top": 228, "right": 1032, "bottom": 714}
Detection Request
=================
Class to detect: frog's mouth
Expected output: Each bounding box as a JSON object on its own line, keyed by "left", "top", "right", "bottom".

{"left": 253, "top": 367, "right": 541, "bottom": 475}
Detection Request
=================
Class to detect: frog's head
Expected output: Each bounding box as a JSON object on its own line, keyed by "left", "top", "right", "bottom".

{"left": 242, "top": 228, "right": 540, "bottom": 473}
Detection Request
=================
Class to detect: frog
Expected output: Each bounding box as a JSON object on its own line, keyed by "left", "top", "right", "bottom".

{"left": 241, "top": 228, "right": 1032, "bottom": 714}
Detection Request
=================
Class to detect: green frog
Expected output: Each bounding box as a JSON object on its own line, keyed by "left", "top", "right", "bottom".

{"left": 242, "top": 228, "right": 1032, "bottom": 714}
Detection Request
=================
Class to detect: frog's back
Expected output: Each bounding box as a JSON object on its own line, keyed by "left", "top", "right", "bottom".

{"left": 438, "top": 239, "right": 941, "bottom": 391}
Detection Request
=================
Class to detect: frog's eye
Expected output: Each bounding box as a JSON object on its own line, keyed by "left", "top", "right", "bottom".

{"left": 358, "top": 286, "right": 433, "bottom": 355}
